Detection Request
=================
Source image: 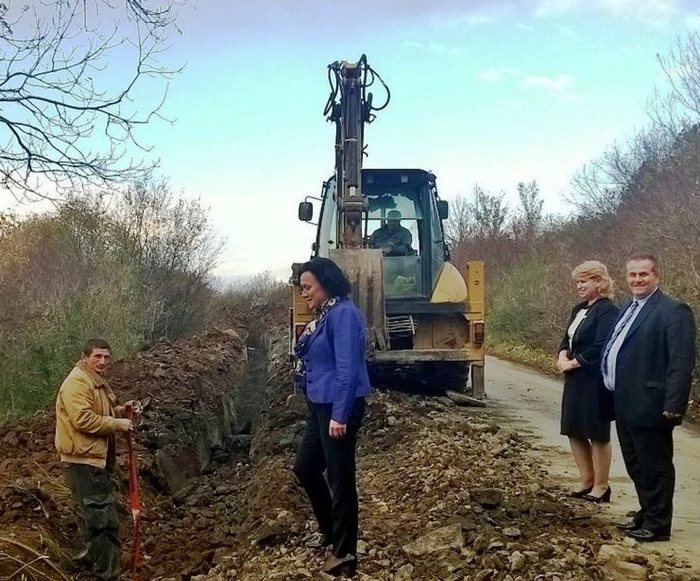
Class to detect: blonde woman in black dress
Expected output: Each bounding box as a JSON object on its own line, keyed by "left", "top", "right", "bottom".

{"left": 557, "top": 261, "right": 619, "bottom": 502}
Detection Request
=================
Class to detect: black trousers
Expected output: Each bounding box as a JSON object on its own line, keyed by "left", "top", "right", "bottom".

{"left": 293, "top": 398, "right": 365, "bottom": 558}
{"left": 64, "top": 464, "right": 121, "bottom": 581}
{"left": 616, "top": 421, "right": 675, "bottom": 534}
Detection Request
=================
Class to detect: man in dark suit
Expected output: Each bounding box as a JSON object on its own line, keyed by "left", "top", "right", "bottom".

{"left": 602, "top": 254, "right": 696, "bottom": 542}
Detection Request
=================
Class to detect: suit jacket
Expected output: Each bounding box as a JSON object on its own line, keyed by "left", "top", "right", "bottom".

{"left": 611, "top": 290, "right": 696, "bottom": 428}
{"left": 300, "top": 297, "right": 371, "bottom": 423}
{"left": 559, "top": 298, "right": 619, "bottom": 371}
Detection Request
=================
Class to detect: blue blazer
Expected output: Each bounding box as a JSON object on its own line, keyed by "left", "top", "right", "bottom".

{"left": 301, "top": 297, "right": 371, "bottom": 423}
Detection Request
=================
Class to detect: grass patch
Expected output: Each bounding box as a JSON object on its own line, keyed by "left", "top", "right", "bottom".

{"left": 488, "top": 335, "right": 558, "bottom": 376}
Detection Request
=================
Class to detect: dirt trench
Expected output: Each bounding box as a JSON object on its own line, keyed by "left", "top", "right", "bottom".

{"left": 0, "top": 326, "right": 271, "bottom": 580}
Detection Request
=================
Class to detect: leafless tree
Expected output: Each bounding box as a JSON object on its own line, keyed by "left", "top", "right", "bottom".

{"left": 444, "top": 194, "right": 473, "bottom": 248}
{"left": 471, "top": 185, "right": 509, "bottom": 238}
{"left": 1, "top": 0, "right": 179, "bottom": 201}
{"left": 113, "top": 179, "right": 224, "bottom": 339}
{"left": 567, "top": 123, "right": 680, "bottom": 216}
{"left": 512, "top": 180, "right": 543, "bottom": 243}
{"left": 657, "top": 31, "right": 700, "bottom": 121}
{"left": 445, "top": 185, "right": 511, "bottom": 246}
{"left": 567, "top": 32, "right": 700, "bottom": 217}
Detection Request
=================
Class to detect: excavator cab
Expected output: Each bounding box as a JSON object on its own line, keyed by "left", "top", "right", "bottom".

{"left": 312, "top": 169, "right": 447, "bottom": 299}
{"left": 364, "top": 170, "right": 442, "bottom": 300}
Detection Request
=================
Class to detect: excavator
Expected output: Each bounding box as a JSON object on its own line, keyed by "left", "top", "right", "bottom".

{"left": 290, "top": 55, "right": 486, "bottom": 397}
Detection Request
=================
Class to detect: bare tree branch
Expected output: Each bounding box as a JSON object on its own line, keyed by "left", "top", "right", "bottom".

{"left": 1, "top": 0, "right": 180, "bottom": 201}
{"left": 566, "top": 32, "right": 700, "bottom": 217}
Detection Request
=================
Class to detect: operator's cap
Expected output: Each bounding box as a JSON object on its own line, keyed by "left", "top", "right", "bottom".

{"left": 387, "top": 210, "right": 402, "bottom": 220}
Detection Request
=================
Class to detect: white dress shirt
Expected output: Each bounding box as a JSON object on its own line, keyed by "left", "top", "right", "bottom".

{"left": 567, "top": 307, "right": 589, "bottom": 350}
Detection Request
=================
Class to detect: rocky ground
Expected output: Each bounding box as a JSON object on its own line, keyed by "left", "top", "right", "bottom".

{"left": 1, "top": 319, "right": 699, "bottom": 580}
{"left": 199, "top": 369, "right": 697, "bottom": 581}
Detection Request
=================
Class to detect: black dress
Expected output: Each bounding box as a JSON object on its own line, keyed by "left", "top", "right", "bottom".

{"left": 559, "top": 298, "right": 619, "bottom": 442}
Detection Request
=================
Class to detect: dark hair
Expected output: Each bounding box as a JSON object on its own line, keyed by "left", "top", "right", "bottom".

{"left": 626, "top": 253, "right": 659, "bottom": 276}
{"left": 299, "top": 258, "right": 352, "bottom": 298}
{"left": 82, "top": 338, "right": 112, "bottom": 357}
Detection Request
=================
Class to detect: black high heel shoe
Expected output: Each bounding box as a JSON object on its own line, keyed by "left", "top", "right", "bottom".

{"left": 583, "top": 487, "right": 611, "bottom": 503}
{"left": 307, "top": 533, "right": 333, "bottom": 550}
{"left": 566, "top": 486, "right": 593, "bottom": 498}
{"left": 321, "top": 554, "right": 357, "bottom": 577}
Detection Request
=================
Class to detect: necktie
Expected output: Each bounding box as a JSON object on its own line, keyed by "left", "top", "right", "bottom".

{"left": 601, "top": 301, "right": 639, "bottom": 377}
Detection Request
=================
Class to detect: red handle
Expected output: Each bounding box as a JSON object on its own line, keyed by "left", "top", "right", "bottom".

{"left": 125, "top": 403, "right": 141, "bottom": 580}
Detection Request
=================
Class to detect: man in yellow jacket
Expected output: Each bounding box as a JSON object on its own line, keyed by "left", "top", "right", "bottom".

{"left": 55, "top": 338, "right": 134, "bottom": 581}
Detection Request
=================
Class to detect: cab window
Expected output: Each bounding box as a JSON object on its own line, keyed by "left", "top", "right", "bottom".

{"left": 365, "top": 187, "right": 424, "bottom": 297}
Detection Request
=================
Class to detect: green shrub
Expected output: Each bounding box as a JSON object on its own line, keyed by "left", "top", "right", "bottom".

{"left": 0, "top": 184, "right": 220, "bottom": 423}
{"left": 488, "top": 254, "right": 571, "bottom": 353}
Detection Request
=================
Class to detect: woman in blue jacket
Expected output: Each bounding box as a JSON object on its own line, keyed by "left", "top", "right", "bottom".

{"left": 293, "top": 257, "right": 370, "bottom": 577}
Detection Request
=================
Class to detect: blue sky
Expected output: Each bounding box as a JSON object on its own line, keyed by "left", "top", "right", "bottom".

{"left": 8, "top": 0, "right": 700, "bottom": 279}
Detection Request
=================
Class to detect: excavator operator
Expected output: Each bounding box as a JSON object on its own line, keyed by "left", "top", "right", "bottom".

{"left": 368, "top": 210, "right": 415, "bottom": 257}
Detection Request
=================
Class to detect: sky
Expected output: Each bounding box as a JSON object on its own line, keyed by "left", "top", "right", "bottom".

{"left": 5, "top": 0, "right": 700, "bottom": 281}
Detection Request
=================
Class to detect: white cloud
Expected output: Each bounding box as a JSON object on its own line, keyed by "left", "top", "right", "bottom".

{"left": 598, "top": 0, "right": 679, "bottom": 26}
{"left": 402, "top": 40, "right": 466, "bottom": 57}
{"left": 522, "top": 74, "right": 582, "bottom": 102}
{"left": 428, "top": 0, "right": 691, "bottom": 32}
{"left": 478, "top": 69, "right": 502, "bottom": 83}
{"left": 685, "top": 12, "right": 700, "bottom": 28}
{"left": 523, "top": 73, "right": 575, "bottom": 93}
{"left": 535, "top": 0, "right": 581, "bottom": 18}
{"left": 478, "top": 68, "right": 581, "bottom": 102}
{"left": 460, "top": 5, "right": 518, "bottom": 27}
{"left": 557, "top": 24, "right": 577, "bottom": 37}
{"left": 461, "top": 10, "right": 497, "bottom": 26}
{"left": 433, "top": 4, "right": 515, "bottom": 29}
{"left": 533, "top": 0, "right": 688, "bottom": 26}
{"left": 477, "top": 67, "right": 521, "bottom": 82}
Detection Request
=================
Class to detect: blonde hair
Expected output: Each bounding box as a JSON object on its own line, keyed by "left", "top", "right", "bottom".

{"left": 571, "top": 260, "right": 614, "bottom": 299}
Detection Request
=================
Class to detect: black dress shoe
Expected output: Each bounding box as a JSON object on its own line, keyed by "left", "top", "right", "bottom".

{"left": 626, "top": 528, "right": 670, "bottom": 542}
{"left": 582, "top": 487, "right": 611, "bottom": 503}
{"left": 566, "top": 486, "right": 593, "bottom": 498}
{"left": 616, "top": 519, "right": 642, "bottom": 532}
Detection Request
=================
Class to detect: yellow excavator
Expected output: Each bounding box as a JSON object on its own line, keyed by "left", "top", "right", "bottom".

{"left": 290, "top": 55, "right": 485, "bottom": 397}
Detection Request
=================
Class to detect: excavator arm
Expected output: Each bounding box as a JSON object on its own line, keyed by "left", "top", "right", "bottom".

{"left": 324, "top": 55, "right": 390, "bottom": 249}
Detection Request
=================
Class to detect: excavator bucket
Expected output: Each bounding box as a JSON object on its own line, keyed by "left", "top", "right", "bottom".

{"left": 330, "top": 248, "right": 388, "bottom": 351}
